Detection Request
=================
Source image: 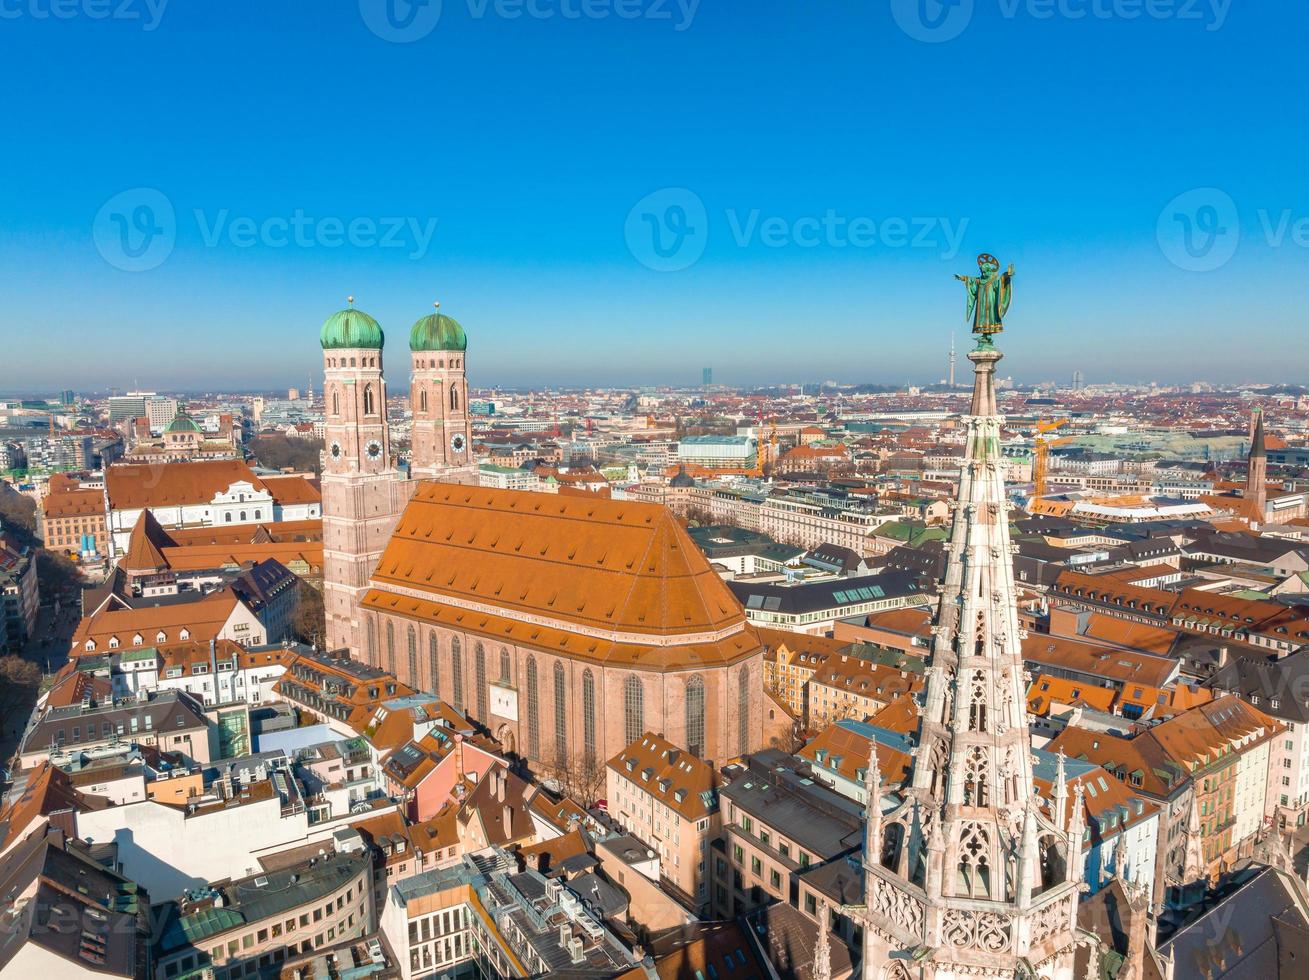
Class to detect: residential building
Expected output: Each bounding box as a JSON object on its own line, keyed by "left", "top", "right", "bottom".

{"left": 0, "top": 533, "right": 39, "bottom": 654}
{"left": 677, "top": 435, "right": 755, "bottom": 469}
{"left": 727, "top": 571, "right": 930, "bottom": 635}
{"left": 606, "top": 731, "right": 721, "bottom": 911}
{"left": 18, "top": 687, "right": 212, "bottom": 772}
{"left": 41, "top": 480, "right": 110, "bottom": 560}
{"left": 380, "top": 848, "right": 638, "bottom": 980}
{"left": 152, "top": 849, "right": 373, "bottom": 979}
{"left": 105, "top": 458, "right": 321, "bottom": 556}
{"left": 712, "top": 750, "right": 863, "bottom": 919}
{"left": 72, "top": 587, "right": 269, "bottom": 656}
{"left": 0, "top": 828, "right": 152, "bottom": 979}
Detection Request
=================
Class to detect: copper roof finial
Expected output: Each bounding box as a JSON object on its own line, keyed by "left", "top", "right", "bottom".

{"left": 347, "top": 295, "right": 355, "bottom": 306}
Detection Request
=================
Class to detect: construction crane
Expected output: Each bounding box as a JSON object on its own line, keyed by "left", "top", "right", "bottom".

{"left": 1031, "top": 418, "right": 1070, "bottom": 500}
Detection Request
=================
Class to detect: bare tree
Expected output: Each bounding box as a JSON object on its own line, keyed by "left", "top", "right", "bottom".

{"left": 289, "top": 582, "right": 326, "bottom": 647}
{"left": 546, "top": 748, "right": 607, "bottom": 807}
{"left": 0, "top": 655, "right": 40, "bottom": 739}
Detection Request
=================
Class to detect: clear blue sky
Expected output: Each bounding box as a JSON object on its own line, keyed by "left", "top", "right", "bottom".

{"left": 2, "top": 0, "right": 1305, "bottom": 392}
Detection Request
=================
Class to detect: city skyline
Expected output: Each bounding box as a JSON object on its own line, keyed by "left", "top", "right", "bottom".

{"left": 4, "top": 2, "right": 1308, "bottom": 390}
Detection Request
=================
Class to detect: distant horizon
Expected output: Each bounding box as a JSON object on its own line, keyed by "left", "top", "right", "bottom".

{"left": 1, "top": 374, "right": 1303, "bottom": 402}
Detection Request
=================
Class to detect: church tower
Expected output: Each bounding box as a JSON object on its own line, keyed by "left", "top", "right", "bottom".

{"left": 853, "top": 335, "right": 1081, "bottom": 980}
{"left": 408, "top": 302, "right": 475, "bottom": 482}
{"left": 320, "top": 300, "right": 407, "bottom": 655}
{"left": 1246, "top": 408, "right": 1267, "bottom": 524}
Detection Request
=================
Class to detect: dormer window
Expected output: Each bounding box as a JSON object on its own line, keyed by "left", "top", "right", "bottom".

{"left": 180, "top": 629, "right": 190, "bottom": 640}
{"left": 133, "top": 634, "right": 143, "bottom": 645}
{"left": 156, "top": 631, "right": 167, "bottom": 643}
{"left": 108, "top": 636, "right": 120, "bottom": 649}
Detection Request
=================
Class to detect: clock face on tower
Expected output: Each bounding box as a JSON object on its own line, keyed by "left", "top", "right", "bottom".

{"left": 329, "top": 441, "right": 342, "bottom": 460}
{"left": 450, "top": 433, "right": 466, "bottom": 454}
{"left": 365, "top": 440, "right": 383, "bottom": 461}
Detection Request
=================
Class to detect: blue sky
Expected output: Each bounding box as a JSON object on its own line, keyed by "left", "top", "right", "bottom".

{"left": 1, "top": 0, "right": 1305, "bottom": 391}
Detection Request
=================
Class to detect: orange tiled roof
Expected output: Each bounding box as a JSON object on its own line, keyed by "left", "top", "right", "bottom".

{"left": 41, "top": 488, "right": 104, "bottom": 519}
{"left": 1022, "top": 634, "right": 1177, "bottom": 689}
{"left": 72, "top": 589, "right": 242, "bottom": 652}
{"left": 261, "top": 475, "right": 322, "bottom": 505}
{"left": 862, "top": 607, "right": 934, "bottom": 639}
{"left": 799, "top": 722, "right": 912, "bottom": 787}
{"left": 1026, "top": 674, "right": 1117, "bottom": 717}
{"left": 1075, "top": 613, "right": 1179, "bottom": 656}
{"left": 106, "top": 459, "right": 268, "bottom": 509}
{"left": 868, "top": 694, "right": 919, "bottom": 735}
{"left": 0, "top": 763, "right": 84, "bottom": 853}
{"left": 369, "top": 485, "right": 746, "bottom": 639}
{"left": 607, "top": 731, "right": 720, "bottom": 821}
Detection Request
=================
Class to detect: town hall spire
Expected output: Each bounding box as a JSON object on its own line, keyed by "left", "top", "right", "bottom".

{"left": 851, "top": 258, "right": 1081, "bottom": 980}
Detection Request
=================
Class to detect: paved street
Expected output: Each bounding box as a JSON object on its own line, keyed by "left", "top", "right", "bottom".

{"left": 0, "top": 592, "right": 78, "bottom": 807}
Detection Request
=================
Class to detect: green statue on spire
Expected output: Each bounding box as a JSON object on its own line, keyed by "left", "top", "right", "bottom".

{"left": 955, "top": 252, "right": 1014, "bottom": 344}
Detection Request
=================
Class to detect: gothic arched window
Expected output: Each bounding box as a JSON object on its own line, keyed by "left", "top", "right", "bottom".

{"left": 419, "top": 387, "right": 428, "bottom": 413}
{"left": 474, "top": 643, "right": 488, "bottom": 720}
{"left": 428, "top": 632, "right": 440, "bottom": 699}
{"left": 686, "top": 675, "right": 705, "bottom": 758}
{"left": 737, "top": 666, "right": 750, "bottom": 754}
{"left": 582, "top": 669, "right": 597, "bottom": 764}
{"left": 406, "top": 625, "right": 417, "bottom": 686}
{"left": 366, "top": 618, "right": 376, "bottom": 665}
{"left": 363, "top": 384, "right": 375, "bottom": 416}
{"left": 499, "top": 648, "right": 511, "bottom": 683}
{"left": 526, "top": 657, "right": 540, "bottom": 761}
{"left": 332, "top": 389, "right": 339, "bottom": 416}
{"left": 451, "top": 637, "right": 464, "bottom": 713}
{"left": 553, "top": 663, "right": 568, "bottom": 766}
{"left": 385, "top": 621, "right": 396, "bottom": 676}
{"left": 623, "top": 675, "right": 644, "bottom": 747}
{"left": 450, "top": 384, "right": 459, "bottom": 411}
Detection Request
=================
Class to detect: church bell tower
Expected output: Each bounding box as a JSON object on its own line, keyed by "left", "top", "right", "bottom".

{"left": 320, "top": 299, "right": 404, "bottom": 655}
{"left": 408, "top": 302, "right": 475, "bottom": 482}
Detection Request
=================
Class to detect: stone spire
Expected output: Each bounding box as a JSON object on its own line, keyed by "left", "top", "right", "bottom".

{"left": 855, "top": 328, "right": 1081, "bottom": 980}
{"left": 864, "top": 739, "right": 882, "bottom": 866}
{"left": 813, "top": 898, "right": 833, "bottom": 980}
{"left": 1246, "top": 408, "right": 1267, "bottom": 523}
{"left": 1053, "top": 750, "right": 1069, "bottom": 832}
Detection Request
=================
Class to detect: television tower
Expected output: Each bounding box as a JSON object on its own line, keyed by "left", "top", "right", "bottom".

{"left": 948, "top": 333, "right": 956, "bottom": 387}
